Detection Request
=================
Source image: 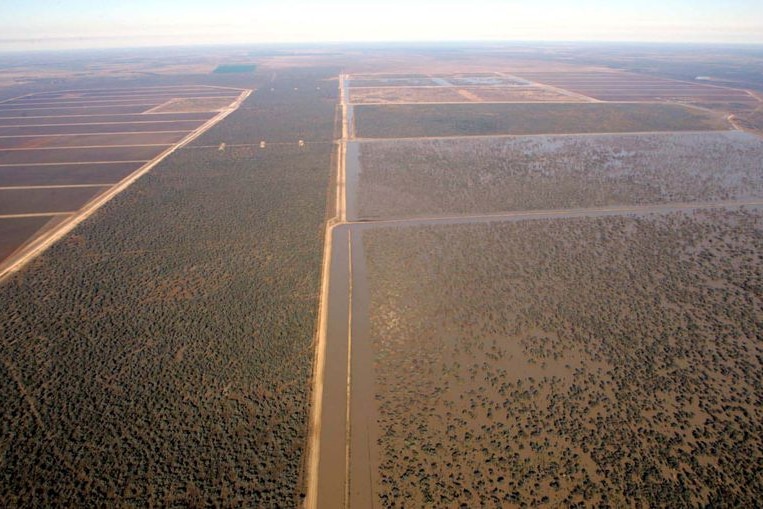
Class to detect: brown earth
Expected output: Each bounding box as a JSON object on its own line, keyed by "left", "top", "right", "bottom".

{"left": 0, "top": 187, "right": 107, "bottom": 215}
{"left": 0, "top": 162, "right": 142, "bottom": 187}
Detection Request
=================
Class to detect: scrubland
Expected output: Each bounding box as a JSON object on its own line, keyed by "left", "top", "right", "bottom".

{"left": 353, "top": 103, "right": 729, "bottom": 139}
{"left": 356, "top": 132, "right": 763, "bottom": 219}
{"left": 364, "top": 209, "right": 763, "bottom": 507}
{"left": 0, "top": 67, "right": 337, "bottom": 507}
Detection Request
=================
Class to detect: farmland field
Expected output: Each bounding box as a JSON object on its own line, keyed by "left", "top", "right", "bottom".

{"left": 191, "top": 74, "right": 337, "bottom": 145}
{"left": 147, "top": 97, "right": 239, "bottom": 113}
{"left": 0, "top": 132, "right": 186, "bottom": 150}
{"left": 325, "top": 54, "right": 763, "bottom": 509}
{"left": 0, "top": 216, "right": 53, "bottom": 259}
{"left": 0, "top": 85, "right": 247, "bottom": 273}
{"left": 350, "top": 86, "right": 472, "bottom": 104}
{"left": 446, "top": 75, "right": 531, "bottom": 87}
{"left": 353, "top": 131, "right": 763, "bottom": 220}
{"left": 0, "top": 112, "right": 214, "bottom": 126}
{"left": 3, "top": 43, "right": 763, "bottom": 509}
{"left": 0, "top": 66, "right": 337, "bottom": 506}
{"left": 0, "top": 162, "right": 141, "bottom": 186}
{"left": 349, "top": 86, "right": 581, "bottom": 104}
{"left": 353, "top": 103, "right": 729, "bottom": 139}
{"left": 517, "top": 71, "right": 759, "bottom": 104}
{"left": 349, "top": 77, "right": 438, "bottom": 87}
{"left": 0, "top": 145, "right": 168, "bottom": 165}
{"left": 0, "top": 120, "right": 207, "bottom": 136}
{"left": 0, "top": 187, "right": 107, "bottom": 215}
{"left": 0, "top": 105, "right": 156, "bottom": 117}
{"left": 361, "top": 209, "right": 763, "bottom": 507}
{"left": 464, "top": 86, "right": 584, "bottom": 102}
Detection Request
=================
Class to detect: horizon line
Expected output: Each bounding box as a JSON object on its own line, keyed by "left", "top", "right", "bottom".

{"left": 2, "top": 38, "right": 763, "bottom": 54}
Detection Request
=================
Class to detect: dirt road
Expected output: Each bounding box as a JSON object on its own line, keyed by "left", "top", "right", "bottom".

{"left": 305, "top": 74, "right": 349, "bottom": 509}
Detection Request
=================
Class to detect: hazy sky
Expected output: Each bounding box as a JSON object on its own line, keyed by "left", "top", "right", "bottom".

{"left": 1, "top": 0, "right": 762, "bottom": 51}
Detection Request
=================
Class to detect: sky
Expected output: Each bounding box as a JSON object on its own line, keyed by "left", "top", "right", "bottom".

{"left": 1, "top": 0, "right": 762, "bottom": 51}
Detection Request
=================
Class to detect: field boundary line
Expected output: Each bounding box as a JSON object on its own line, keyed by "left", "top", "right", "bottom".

{"left": 0, "top": 88, "right": 251, "bottom": 283}
{"left": 0, "top": 120, "right": 209, "bottom": 128}
{"left": 0, "top": 144, "right": 172, "bottom": 152}
{"left": 503, "top": 72, "right": 600, "bottom": 102}
{"left": 18, "top": 85, "right": 244, "bottom": 95}
{"left": 7, "top": 96, "right": 239, "bottom": 107}
{"left": 0, "top": 184, "right": 113, "bottom": 190}
{"left": 348, "top": 199, "right": 763, "bottom": 228}
{"left": 141, "top": 96, "right": 237, "bottom": 114}
{"left": 349, "top": 100, "right": 592, "bottom": 106}
{"left": 187, "top": 141, "right": 335, "bottom": 149}
{"left": 0, "top": 212, "right": 74, "bottom": 219}
{"left": 0, "top": 112, "right": 214, "bottom": 120}
{"left": 0, "top": 131, "right": 189, "bottom": 138}
{"left": 0, "top": 103, "right": 159, "bottom": 112}
{"left": 0, "top": 160, "right": 149, "bottom": 167}
{"left": 353, "top": 129, "right": 738, "bottom": 142}
{"left": 0, "top": 93, "right": 35, "bottom": 105}
{"left": 514, "top": 68, "right": 755, "bottom": 94}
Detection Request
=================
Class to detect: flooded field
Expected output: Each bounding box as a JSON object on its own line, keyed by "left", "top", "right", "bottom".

{"left": 355, "top": 131, "right": 763, "bottom": 220}
{"left": 360, "top": 209, "right": 763, "bottom": 507}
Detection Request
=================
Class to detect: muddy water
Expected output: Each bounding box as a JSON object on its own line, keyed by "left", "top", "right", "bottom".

{"left": 348, "top": 228, "right": 378, "bottom": 508}
{"left": 315, "top": 223, "right": 378, "bottom": 508}
{"left": 316, "top": 225, "right": 351, "bottom": 509}
{"left": 347, "top": 104, "right": 355, "bottom": 139}
{"left": 342, "top": 78, "right": 355, "bottom": 138}
{"left": 345, "top": 142, "right": 360, "bottom": 222}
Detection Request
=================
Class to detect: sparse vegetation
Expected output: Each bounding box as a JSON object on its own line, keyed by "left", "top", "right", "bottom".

{"left": 355, "top": 132, "right": 763, "bottom": 219}
{"left": 363, "top": 209, "right": 763, "bottom": 507}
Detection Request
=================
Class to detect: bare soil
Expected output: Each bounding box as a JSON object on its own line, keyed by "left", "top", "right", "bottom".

{"left": 0, "top": 132, "right": 186, "bottom": 150}
{"left": 0, "top": 145, "right": 166, "bottom": 165}
{"left": 0, "top": 162, "right": 141, "bottom": 186}
{"left": 0, "top": 186, "right": 107, "bottom": 215}
{"left": 145, "top": 97, "right": 239, "bottom": 114}
{"left": 0, "top": 216, "right": 53, "bottom": 261}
